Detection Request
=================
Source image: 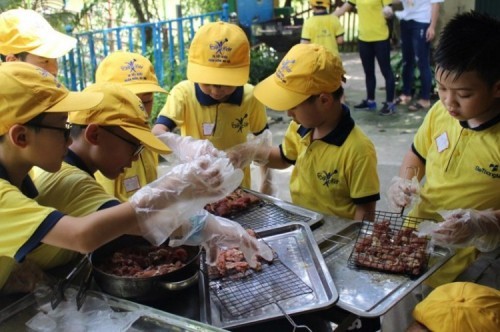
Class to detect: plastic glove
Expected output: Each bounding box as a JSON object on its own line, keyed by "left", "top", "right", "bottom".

{"left": 226, "top": 129, "right": 273, "bottom": 169}
{"left": 387, "top": 175, "right": 420, "bottom": 212}
{"left": 171, "top": 210, "right": 274, "bottom": 268}
{"left": 382, "top": 5, "right": 393, "bottom": 19}
{"left": 130, "top": 155, "right": 243, "bottom": 245}
{"left": 156, "top": 132, "right": 225, "bottom": 163}
{"left": 431, "top": 209, "right": 500, "bottom": 252}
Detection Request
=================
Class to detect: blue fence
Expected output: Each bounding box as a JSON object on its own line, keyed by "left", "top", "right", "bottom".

{"left": 60, "top": 5, "right": 229, "bottom": 91}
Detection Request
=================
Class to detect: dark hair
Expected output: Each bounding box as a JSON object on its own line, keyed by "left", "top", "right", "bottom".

{"left": 434, "top": 11, "right": 500, "bottom": 87}
{"left": 69, "top": 125, "right": 86, "bottom": 139}
{"left": 0, "top": 52, "right": 29, "bottom": 62}
{"left": 305, "top": 86, "right": 344, "bottom": 104}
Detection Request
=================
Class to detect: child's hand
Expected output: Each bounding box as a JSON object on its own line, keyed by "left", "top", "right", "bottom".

{"left": 433, "top": 209, "right": 500, "bottom": 252}
{"left": 156, "top": 132, "right": 225, "bottom": 162}
{"left": 387, "top": 176, "right": 420, "bottom": 212}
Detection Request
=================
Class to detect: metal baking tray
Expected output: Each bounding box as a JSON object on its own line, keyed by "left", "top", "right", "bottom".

{"left": 227, "top": 189, "right": 323, "bottom": 230}
{"left": 319, "top": 222, "right": 455, "bottom": 317}
{"left": 199, "top": 222, "right": 338, "bottom": 329}
{"left": 0, "top": 288, "right": 227, "bottom": 332}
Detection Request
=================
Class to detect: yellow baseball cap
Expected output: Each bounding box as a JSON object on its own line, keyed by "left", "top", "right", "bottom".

{"left": 70, "top": 82, "right": 169, "bottom": 154}
{"left": 95, "top": 51, "right": 167, "bottom": 95}
{"left": 413, "top": 282, "right": 500, "bottom": 332}
{"left": 187, "top": 21, "right": 250, "bottom": 86}
{"left": 0, "top": 62, "right": 103, "bottom": 136}
{"left": 254, "top": 43, "right": 345, "bottom": 111}
{"left": 0, "top": 9, "right": 76, "bottom": 58}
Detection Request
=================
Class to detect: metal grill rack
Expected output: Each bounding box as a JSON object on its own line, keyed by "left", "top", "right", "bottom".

{"left": 229, "top": 201, "right": 312, "bottom": 229}
{"left": 208, "top": 258, "right": 313, "bottom": 317}
{"left": 347, "top": 211, "right": 433, "bottom": 278}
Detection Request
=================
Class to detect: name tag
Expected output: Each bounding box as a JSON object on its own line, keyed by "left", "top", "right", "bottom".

{"left": 123, "top": 176, "right": 140, "bottom": 192}
{"left": 436, "top": 132, "right": 449, "bottom": 153}
{"left": 203, "top": 123, "right": 215, "bottom": 136}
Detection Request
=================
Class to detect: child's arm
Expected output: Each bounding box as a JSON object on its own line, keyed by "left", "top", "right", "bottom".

{"left": 333, "top": 2, "right": 353, "bottom": 17}
{"left": 152, "top": 123, "right": 170, "bottom": 135}
{"left": 354, "top": 201, "right": 376, "bottom": 221}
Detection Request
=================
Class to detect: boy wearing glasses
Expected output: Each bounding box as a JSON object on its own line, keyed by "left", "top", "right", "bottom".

{"left": 1, "top": 64, "right": 269, "bottom": 294}
{"left": 33, "top": 82, "right": 167, "bottom": 215}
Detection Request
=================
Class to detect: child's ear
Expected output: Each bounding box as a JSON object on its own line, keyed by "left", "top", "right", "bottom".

{"left": 493, "top": 80, "right": 500, "bottom": 98}
{"left": 319, "top": 92, "right": 333, "bottom": 105}
{"left": 84, "top": 123, "right": 100, "bottom": 145}
{"left": 8, "top": 125, "right": 29, "bottom": 147}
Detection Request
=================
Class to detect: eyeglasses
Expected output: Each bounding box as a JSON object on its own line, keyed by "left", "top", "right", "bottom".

{"left": 101, "top": 126, "right": 144, "bottom": 158}
{"left": 26, "top": 122, "right": 72, "bottom": 140}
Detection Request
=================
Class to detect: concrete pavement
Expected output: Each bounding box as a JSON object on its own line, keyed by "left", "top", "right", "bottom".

{"left": 253, "top": 52, "right": 429, "bottom": 211}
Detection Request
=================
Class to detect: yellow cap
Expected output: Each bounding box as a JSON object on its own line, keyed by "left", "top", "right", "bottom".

{"left": 309, "top": 0, "right": 331, "bottom": 7}
{"left": 0, "top": 62, "right": 103, "bottom": 136}
{"left": 413, "top": 282, "right": 500, "bottom": 332}
{"left": 0, "top": 9, "right": 76, "bottom": 58}
{"left": 187, "top": 21, "right": 250, "bottom": 86}
{"left": 254, "top": 44, "right": 345, "bottom": 111}
{"left": 69, "top": 83, "right": 169, "bottom": 154}
{"left": 95, "top": 51, "right": 167, "bottom": 95}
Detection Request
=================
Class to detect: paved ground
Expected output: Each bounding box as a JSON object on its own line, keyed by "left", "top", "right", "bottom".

{"left": 252, "top": 52, "right": 429, "bottom": 211}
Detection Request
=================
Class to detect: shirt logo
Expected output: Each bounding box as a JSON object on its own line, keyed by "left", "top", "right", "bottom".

{"left": 208, "top": 38, "right": 232, "bottom": 64}
{"left": 317, "top": 170, "right": 339, "bottom": 187}
{"left": 120, "top": 59, "right": 146, "bottom": 82}
{"left": 474, "top": 163, "right": 500, "bottom": 179}
{"left": 231, "top": 114, "right": 248, "bottom": 132}
{"left": 276, "top": 58, "right": 295, "bottom": 83}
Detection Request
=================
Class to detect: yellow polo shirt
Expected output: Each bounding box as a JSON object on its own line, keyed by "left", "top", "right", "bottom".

{"left": 280, "top": 106, "right": 380, "bottom": 219}
{"left": 410, "top": 101, "right": 500, "bottom": 288}
{"left": 349, "top": 0, "right": 391, "bottom": 42}
{"left": 95, "top": 148, "right": 159, "bottom": 202}
{"left": 0, "top": 166, "right": 78, "bottom": 291}
{"left": 301, "top": 12, "right": 344, "bottom": 56}
{"left": 155, "top": 81, "right": 269, "bottom": 188}
{"left": 34, "top": 149, "right": 121, "bottom": 215}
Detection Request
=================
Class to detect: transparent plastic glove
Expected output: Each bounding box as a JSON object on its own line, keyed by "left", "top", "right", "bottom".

{"left": 382, "top": 5, "right": 393, "bottom": 18}
{"left": 156, "top": 132, "right": 225, "bottom": 163}
{"left": 171, "top": 210, "right": 274, "bottom": 268}
{"left": 387, "top": 175, "right": 420, "bottom": 212}
{"left": 226, "top": 129, "right": 273, "bottom": 169}
{"left": 431, "top": 209, "right": 500, "bottom": 252}
{"left": 129, "top": 155, "right": 243, "bottom": 245}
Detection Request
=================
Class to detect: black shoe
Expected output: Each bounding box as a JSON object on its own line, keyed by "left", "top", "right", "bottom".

{"left": 379, "top": 102, "right": 396, "bottom": 115}
{"left": 354, "top": 100, "right": 377, "bottom": 110}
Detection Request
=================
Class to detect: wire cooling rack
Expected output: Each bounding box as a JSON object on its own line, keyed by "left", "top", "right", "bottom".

{"left": 347, "top": 211, "right": 432, "bottom": 277}
{"left": 208, "top": 258, "right": 313, "bottom": 317}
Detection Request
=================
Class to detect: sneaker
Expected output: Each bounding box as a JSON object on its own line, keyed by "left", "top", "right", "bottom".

{"left": 354, "top": 99, "right": 377, "bottom": 110}
{"left": 379, "top": 102, "right": 396, "bottom": 115}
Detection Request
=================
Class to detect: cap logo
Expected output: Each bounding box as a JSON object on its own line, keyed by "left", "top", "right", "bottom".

{"left": 120, "top": 59, "right": 146, "bottom": 82}
{"left": 138, "top": 101, "right": 146, "bottom": 114}
{"left": 276, "top": 58, "right": 295, "bottom": 83}
{"left": 208, "top": 38, "right": 232, "bottom": 64}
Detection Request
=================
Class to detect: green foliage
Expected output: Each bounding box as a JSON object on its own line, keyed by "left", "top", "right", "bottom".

{"left": 149, "top": 58, "right": 188, "bottom": 124}
{"left": 181, "top": 0, "right": 222, "bottom": 15}
{"left": 249, "top": 44, "right": 280, "bottom": 85}
{"left": 391, "top": 51, "right": 436, "bottom": 98}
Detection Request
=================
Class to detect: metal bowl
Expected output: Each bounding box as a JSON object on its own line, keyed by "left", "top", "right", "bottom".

{"left": 91, "top": 235, "right": 200, "bottom": 301}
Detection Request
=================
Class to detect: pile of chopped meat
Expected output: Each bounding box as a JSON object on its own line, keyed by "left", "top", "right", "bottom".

{"left": 98, "top": 245, "right": 189, "bottom": 278}
{"left": 352, "top": 220, "right": 429, "bottom": 276}
{"left": 208, "top": 229, "right": 273, "bottom": 279}
{"left": 204, "top": 188, "right": 261, "bottom": 217}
